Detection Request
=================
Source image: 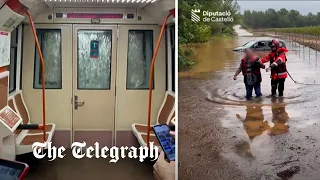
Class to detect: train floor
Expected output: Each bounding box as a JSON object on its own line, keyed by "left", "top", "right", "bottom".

{"left": 17, "top": 149, "right": 155, "bottom": 180}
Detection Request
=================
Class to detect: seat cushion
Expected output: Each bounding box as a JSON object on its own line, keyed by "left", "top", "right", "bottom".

{"left": 132, "top": 124, "right": 154, "bottom": 135}
{"left": 20, "top": 133, "right": 49, "bottom": 145}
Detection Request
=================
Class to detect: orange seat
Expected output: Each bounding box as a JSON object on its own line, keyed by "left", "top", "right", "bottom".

{"left": 8, "top": 90, "right": 56, "bottom": 155}
{"left": 19, "top": 133, "right": 49, "bottom": 145}
{"left": 13, "top": 92, "right": 55, "bottom": 134}
{"left": 132, "top": 91, "right": 175, "bottom": 146}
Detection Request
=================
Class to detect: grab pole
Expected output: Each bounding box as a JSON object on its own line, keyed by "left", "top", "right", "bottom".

{"left": 25, "top": 12, "right": 46, "bottom": 143}
{"left": 5, "top": 0, "right": 47, "bottom": 143}
{"left": 147, "top": 10, "right": 174, "bottom": 148}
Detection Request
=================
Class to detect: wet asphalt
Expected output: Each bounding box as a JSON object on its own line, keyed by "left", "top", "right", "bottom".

{"left": 178, "top": 26, "right": 320, "bottom": 180}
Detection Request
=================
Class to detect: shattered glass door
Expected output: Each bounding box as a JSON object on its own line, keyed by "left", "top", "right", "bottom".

{"left": 77, "top": 30, "right": 112, "bottom": 89}
{"left": 126, "top": 30, "right": 153, "bottom": 89}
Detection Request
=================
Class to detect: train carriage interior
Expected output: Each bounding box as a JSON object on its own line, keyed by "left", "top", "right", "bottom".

{"left": 0, "top": 0, "right": 175, "bottom": 179}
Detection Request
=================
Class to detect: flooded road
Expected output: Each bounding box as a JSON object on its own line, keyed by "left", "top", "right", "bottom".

{"left": 178, "top": 26, "right": 320, "bottom": 180}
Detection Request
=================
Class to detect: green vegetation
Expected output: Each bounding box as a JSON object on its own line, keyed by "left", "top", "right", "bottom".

{"left": 178, "top": 48, "right": 194, "bottom": 71}
{"left": 243, "top": 8, "right": 320, "bottom": 29}
{"left": 265, "top": 26, "right": 320, "bottom": 36}
{"left": 178, "top": 0, "right": 241, "bottom": 71}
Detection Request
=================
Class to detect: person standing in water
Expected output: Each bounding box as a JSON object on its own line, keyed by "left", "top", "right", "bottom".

{"left": 233, "top": 49, "right": 265, "bottom": 100}
{"left": 260, "top": 39, "right": 288, "bottom": 97}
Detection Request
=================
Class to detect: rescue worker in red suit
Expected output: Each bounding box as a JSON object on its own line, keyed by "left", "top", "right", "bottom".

{"left": 260, "top": 39, "right": 288, "bottom": 96}
{"left": 233, "top": 49, "right": 265, "bottom": 100}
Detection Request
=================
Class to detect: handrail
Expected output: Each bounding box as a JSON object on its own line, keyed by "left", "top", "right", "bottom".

{"left": 25, "top": 12, "right": 46, "bottom": 143}
{"left": 147, "top": 13, "right": 173, "bottom": 148}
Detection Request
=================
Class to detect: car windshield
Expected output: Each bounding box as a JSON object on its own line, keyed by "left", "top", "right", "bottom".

{"left": 243, "top": 40, "right": 256, "bottom": 47}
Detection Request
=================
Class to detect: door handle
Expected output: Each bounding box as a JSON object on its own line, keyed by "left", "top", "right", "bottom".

{"left": 74, "top": 95, "right": 85, "bottom": 110}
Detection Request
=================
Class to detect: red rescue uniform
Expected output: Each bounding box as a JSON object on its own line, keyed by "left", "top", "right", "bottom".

{"left": 261, "top": 47, "right": 288, "bottom": 80}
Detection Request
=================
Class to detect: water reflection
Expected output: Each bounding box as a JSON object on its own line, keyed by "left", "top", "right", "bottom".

{"left": 268, "top": 97, "right": 289, "bottom": 136}
{"left": 236, "top": 98, "right": 290, "bottom": 140}
{"left": 236, "top": 104, "right": 270, "bottom": 140}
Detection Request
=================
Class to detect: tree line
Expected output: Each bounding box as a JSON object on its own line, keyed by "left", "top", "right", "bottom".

{"left": 243, "top": 8, "right": 320, "bottom": 29}
{"left": 178, "top": 0, "right": 240, "bottom": 70}
{"left": 179, "top": 0, "right": 240, "bottom": 43}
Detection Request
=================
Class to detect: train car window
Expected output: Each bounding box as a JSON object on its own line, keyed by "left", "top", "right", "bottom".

{"left": 9, "top": 28, "right": 18, "bottom": 93}
{"left": 33, "top": 29, "right": 62, "bottom": 89}
{"left": 170, "top": 25, "right": 175, "bottom": 92}
{"left": 77, "top": 30, "right": 112, "bottom": 90}
{"left": 126, "top": 30, "right": 154, "bottom": 90}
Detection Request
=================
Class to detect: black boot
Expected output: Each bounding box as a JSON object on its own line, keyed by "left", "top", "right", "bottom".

{"left": 271, "top": 80, "right": 277, "bottom": 96}
{"left": 278, "top": 79, "right": 285, "bottom": 97}
{"left": 279, "top": 91, "right": 283, "bottom": 97}
{"left": 272, "top": 87, "right": 277, "bottom": 96}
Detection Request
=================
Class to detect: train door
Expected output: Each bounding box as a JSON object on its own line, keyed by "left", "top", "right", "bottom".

{"left": 22, "top": 24, "right": 165, "bottom": 147}
{"left": 72, "top": 25, "right": 117, "bottom": 147}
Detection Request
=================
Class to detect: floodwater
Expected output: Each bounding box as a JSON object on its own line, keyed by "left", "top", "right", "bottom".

{"left": 178, "top": 25, "right": 320, "bottom": 180}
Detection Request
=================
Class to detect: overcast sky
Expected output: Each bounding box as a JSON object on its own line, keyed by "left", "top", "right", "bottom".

{"left": 237, "top": 1, "right": 320, "bottom": 15}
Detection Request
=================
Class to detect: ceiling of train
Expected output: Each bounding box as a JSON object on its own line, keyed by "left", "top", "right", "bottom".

{"left": 43, "top": 0, "right": 158, "bottom": 8}
{"left": 1, "top": 0, "right": 174, "bottom": 25}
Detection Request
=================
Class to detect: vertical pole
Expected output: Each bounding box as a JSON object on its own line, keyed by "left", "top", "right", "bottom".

{"left": 146, "top": 14, "right": 172, "bottom": 148}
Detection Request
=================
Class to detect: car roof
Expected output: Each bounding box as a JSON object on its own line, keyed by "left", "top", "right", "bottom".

{"left": 251, "top": 37, "right": 285, "bottom": 43}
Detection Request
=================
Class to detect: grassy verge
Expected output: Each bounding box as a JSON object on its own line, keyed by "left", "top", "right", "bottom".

{"left": 264, "top": 26, "right": 320, "bottom": 35}
{"left": 211, "top": 34, "right": 234, "bottom": 40}
{"left": 178, "top": 48, "right": 195, "bottom": 71}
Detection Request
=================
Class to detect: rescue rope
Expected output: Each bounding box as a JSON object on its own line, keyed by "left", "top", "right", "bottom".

{"left": 287, "top": 71, "right": 298, "bottom": 84}
{"left": 287, "top": 71, "right": 320, "bottom": 86}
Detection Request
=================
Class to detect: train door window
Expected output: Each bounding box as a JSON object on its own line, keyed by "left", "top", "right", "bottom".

{"left": 9, "top": 28, "right": 18, "bottom": 93}
{"left": 126, "top": 30, "right": 154, "bottom": 89}
{"left": 170, "top": 25, "right": 175, "bottom": 92}
{"left": 77, "top": 30, "right": 112, "bottom": 89}
{"left": 33, "top": 29, "right": 62, "bottom": 89}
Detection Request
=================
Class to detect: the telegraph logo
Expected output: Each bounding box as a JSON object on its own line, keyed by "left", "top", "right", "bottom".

{"left": 191, "top": 9, "right": 201, "bottom": 23}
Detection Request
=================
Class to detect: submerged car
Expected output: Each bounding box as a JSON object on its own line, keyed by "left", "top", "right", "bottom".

{"left": 233, "top": 38, "right": 286, "bottom": 56}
